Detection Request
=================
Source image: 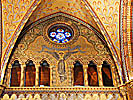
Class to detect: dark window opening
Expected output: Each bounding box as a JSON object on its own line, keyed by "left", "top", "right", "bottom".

{"left": 25, "top": 60, "right": 35, "bottom": 87}
{"left": 74, "top": 61, "right": 84, "bottom": 86}
{"left": 102, "top": 61, "right": 113, "bottom": 86}
{"left": 87, "top": 61, "right": 98, "bottom": 86}
{"left": 10, "top": 60, "right": 21, "bottom": 87}
{"left": 39, "top": 60, "right": 50, "bottom": 86}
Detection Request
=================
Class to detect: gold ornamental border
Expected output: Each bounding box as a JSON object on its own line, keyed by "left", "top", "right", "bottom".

{"left": 5, "top": 87, "right": 119, "bottom": 92}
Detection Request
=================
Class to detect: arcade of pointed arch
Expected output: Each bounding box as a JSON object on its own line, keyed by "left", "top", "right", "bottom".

{"left": 5, "top": 15, "right": 119, "bottom": 87}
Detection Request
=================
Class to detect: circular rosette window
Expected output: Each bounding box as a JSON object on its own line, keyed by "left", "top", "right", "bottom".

{"left": 48, "top": 24, "right": 73, "bottom": 43}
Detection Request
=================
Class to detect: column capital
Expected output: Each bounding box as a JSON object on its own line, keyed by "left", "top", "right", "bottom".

{"left": 112, "top": 66, "right": 116, "bottom": 69}
{"left": 49, "top": 66, "right": 53, "bottom": 69}
{"left": 83, "top": 65, "right": 88, "bottom": 69}
{"left": 8, "top": 66, "right": 12, "bottom": 69}
{"left": 97, "top": 65, "right": 102, "bottom": 68}
{"left": 21, "top": 64, "right": 26, "bottom": 68}
{"left": 70, "top": 64, "right": 74, "bottom": 68}
{"left": 35, "top": 65, "right": 40, "bottom": 69}
{"left": 50, "top": 62, "right": 57, "bottom": 66}
{"left": 34, "top": 62, "right": 40, "bottom": 67}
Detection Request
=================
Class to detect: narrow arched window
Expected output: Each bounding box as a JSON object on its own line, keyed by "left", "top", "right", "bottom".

{"left": 10, "top": 60, "right": 21, "bottom": 87}
{"left": 87, "top": 61, "right": 98, "bottom": 86}
{"left": 102, "top": 61, "right": 113, "bottom": 86}
{"left": 39, "top": 60, "right": 50, "bottom": 86}
{"left": 25, "top": 60, "right": 35, "bottom": 87}
{"left": 74, "top": 61, "right": 84, "bottom": 86}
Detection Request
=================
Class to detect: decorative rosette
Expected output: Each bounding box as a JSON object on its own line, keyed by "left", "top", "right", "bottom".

{"left": 48, "top": 25, "right": 73, "bottom": 43}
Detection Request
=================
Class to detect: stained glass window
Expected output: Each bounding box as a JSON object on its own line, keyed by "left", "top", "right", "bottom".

{"left": 48, "top": 24, "right": 73, "bottom": 43}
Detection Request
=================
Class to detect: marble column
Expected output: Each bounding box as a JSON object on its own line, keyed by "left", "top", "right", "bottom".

{"left": 71, "top": 65, "right": 74, "bottom": 86}
{"left": 111, "top": 66, "right": 117, "bottom": 87}
{"left": 83, "top": 65, "right": 88, "bottom": 86}
{"left": 20, "top": 64, "right": 25, "bottom": 87}
{"left": 68, "top": 65, "right": 72, "bottom": 86}
{"left": 52, "top": 65, "right": 56, "bottom": 87}
{"left": 7, "top": 64, "right": 12, "bottom": 87}
{"left": 35, "top": 65, "right": 40, "bottom": 87}
{"left": 97, "top": 65, "right": 103, "bottom": 86}
{"left": 50, "top": 65, "right": 53, "bottom": 87}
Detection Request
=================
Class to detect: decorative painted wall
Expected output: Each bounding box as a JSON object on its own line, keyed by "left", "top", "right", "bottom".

{"left": 0, "top": 0, "right": 132, "bottom": 99}
{"left": 1, "top": 0, "right": 124, "bottom": 84}
{"left": 4, "top": 15, "right": 119, "bottom": 87}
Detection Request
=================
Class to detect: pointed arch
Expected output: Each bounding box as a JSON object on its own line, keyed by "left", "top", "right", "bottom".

{"left": 87, "top": 61, "right": 98, "bottom": 86}
{"left": 10, "top": 60, "right": 21, "bottom": 87}
{"left": 1, "top": 0, "right": 123, "bottom": 85}
{"left": 39, "top": 60, "right": 50, "bottom": 86}
{"left": 102, "top": 61, "right": 113, "bottom": 86}
{"left": 74, "top": 61, "right": 84, "bottom": 86}
{"left": 25, "top": 60, "right": 35, "bottom": 87}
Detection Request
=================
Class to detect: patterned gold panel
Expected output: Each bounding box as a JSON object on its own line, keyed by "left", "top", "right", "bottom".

{"left": 1, "top": 0, "right": 40, "bottom": 60}
{"left": 86, "top": 0, "right": 120, "bottom": 56}
{"left": 26, "top": 0, "right": 99, "bottom": 32}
